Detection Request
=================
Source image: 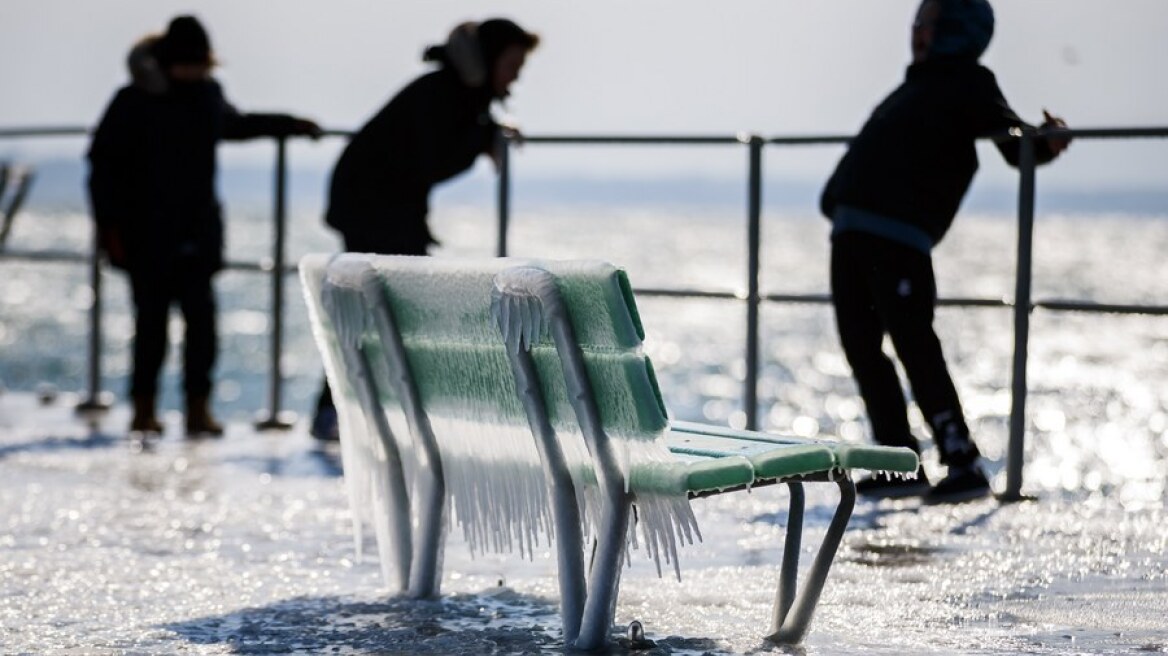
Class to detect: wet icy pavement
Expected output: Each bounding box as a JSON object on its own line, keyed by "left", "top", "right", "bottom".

{"left": 2, "top": 392, "right": 1166, "bottom": 655}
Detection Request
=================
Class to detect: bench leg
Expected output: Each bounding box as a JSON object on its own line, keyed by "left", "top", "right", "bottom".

{"left": 491, "top": 267, "right": 632, "bottom": 650}
{"left": 574, "top": 494, "right": 631, "bottom": 651}
{"left": 774, "top": 481, "right": 805, "bottom": 628}
{"left": 344, "top": 345, "right": 413, "bottom": 592}
{"left": 362, "top": 280, "right": 447, "bottom": 599}
{"left": 767, "top": 476, "right": 856, "bottom": 644}
{"left": 504, "top": 344, "right": 588, "bottom": 643}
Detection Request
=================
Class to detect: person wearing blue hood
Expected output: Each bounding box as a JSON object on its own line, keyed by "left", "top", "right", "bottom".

{"left": 820, "top": 0, "right": 1070, "bottom": 503}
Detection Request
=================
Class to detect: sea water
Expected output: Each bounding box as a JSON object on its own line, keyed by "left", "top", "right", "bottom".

{"left": 2, "top": 192, "right": 1167, "bottom": 653}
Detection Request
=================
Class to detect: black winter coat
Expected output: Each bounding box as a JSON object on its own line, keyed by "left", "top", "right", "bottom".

{"left": 820, "top": 57, "right": 1056, "bottom": 245}
{"left": 88, "top": 79, "right": 303, "bottom": 275}
{"left": 325, "top": 67, "right": 498, "bottom": 254}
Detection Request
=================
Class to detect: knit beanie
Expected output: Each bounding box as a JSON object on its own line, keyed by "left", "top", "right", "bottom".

{"left": 928, "top": 0, "right": 994, "bottom": 59}
{"left": 154, "top": 15, "right": 213, "bottom": 67}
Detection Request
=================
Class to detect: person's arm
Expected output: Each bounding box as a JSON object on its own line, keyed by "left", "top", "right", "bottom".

{"left": 968, "top": 69, "right": 1069, "bottom": 166}
{"left": 87, "top": 89, "right": 139, "bottom": 267}
{"left": 218, "top": 83, "right": 321, "bottom": 141}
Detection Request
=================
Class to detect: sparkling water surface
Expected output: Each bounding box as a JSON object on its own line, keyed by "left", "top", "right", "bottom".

{"left": 2, "top": 200, "right": 1167, "bottom": 654}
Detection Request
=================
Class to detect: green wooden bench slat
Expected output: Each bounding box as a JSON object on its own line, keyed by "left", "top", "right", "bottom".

{"left": 671, "top": 419, "right": 918, "bottom": 474}
{"left": 666, "top": 431, "right": 837, "bottom": 482}
{"left": 359, "top": 340, "right": 669, "bottom": 436}
{"left": 679, "top": 456, "right": 755, "bottom": 493}
{"left": 627, "top": 455, "right": 756, "bottom": 496}
{"left": 370, "top": 257, "right": 644, "bottom": 350}
{"left": 832, "top": 444, "right": 921, "bottom": 474}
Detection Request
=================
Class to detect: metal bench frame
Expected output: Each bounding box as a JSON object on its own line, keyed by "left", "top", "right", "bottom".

{"left": 309, "top": 256, "right": 914, "bottom": 650}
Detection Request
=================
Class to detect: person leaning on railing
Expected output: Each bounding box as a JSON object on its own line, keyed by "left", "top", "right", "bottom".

{"left": 309, "top": 18, "right": 539, "bottom": 441}
{"left": 87, "top": 15, "right": 321, "bottom": 438}
{"left": 819, "top": 0, "right": 1070, "bottom": 504}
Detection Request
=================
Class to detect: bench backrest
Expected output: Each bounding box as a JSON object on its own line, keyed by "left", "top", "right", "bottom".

{"left": 301, "top": 254, "right": 696, "bottom": 564}
{"left": 302, "top": 253, "right": 669, "bottom": 439}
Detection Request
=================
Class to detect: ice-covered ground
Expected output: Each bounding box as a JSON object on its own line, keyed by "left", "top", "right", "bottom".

{"left": 2, "top": 390, "right": 1165, "bottom": 655}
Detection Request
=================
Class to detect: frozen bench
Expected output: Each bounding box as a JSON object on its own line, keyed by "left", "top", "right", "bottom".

{"left": 300, "top": 253, "right": 918, "bottom": 650}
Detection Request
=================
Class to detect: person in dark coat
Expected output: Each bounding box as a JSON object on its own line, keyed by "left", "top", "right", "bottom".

{"left": 820, "top": 0, "right": 1070, "bottom": 502}
{"left": 88, "top": 15, "right": 320, "bottom": 436}
{"left": 310, "top": 18, "right": 539, "bottom": 440}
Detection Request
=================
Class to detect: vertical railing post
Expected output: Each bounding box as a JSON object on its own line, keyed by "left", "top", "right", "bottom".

{"left": 1004, "top": 129, "right": 1037, "bottom": 500}
{"left": 257, "top": 136, "right": 292, "bottom": 430}
{"left": 744, "top": 136, "right": 763, "bottom": 430}
{"left": 496, "top": 134, "right": 511, "bottom": 257}
{"left": 76, "top": 226, "right": 110, "bottom": 413}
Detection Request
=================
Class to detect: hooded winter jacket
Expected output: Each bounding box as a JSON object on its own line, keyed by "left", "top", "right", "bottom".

{"left": 88, "top": 37, "right": 308, "bottom": 274}
{"left": 820, "top": 57, "right": 1057, "bottom": 247}
{"left": 324, "top": 66, "right": 499, "bottom": 254}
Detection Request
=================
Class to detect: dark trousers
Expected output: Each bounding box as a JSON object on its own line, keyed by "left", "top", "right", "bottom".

{"left": 129, "top": 258, "right": 217, "bottom": 400}
{"left": 830, "top": 231, "right": 979, "bottom": 467}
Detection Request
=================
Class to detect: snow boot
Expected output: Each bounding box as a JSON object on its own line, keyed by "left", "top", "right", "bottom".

{"left": 185, "top": 394, "right": 224, "bottom": 437}
{"left": 130, "top": 393, "right": 163, "bottom": 434}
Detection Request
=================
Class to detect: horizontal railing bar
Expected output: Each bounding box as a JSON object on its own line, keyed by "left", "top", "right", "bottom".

{"left": 0, "top": 249, "right": 89, "bottom": 263}
{"left": 666, "top": 289, "right": 1168, "bottom": 316}
{"left": 523, "top": 135, "right": 745, "bottom": 145}
{"left": 765, "top": 292, "right": 833, "bottom": 304}
{"left": 5, "top": 250, "right": 1166, "bottom": 316}
{"left": 4, "top": 126, "right": 1168, "bottom": 144}
{"left": 765, "top": 293, "right": 1168, "bottom": 315}
{"left": 761, "top": 292, "right": 1010, "bottom": 307}
{"left": 0, "top": 250, "right": 298, "bottom": 274}
{"left": 767, "top": 135, "right": 850, "bottom": 145}
{"left": 1035, "top": 299, "right": 1168, "bottom": 316}
{"left": 1047, "top": 127, "right": 1168, "bottom": 139}
{"left": 0, "top": 126, "right": 90, "bottom": 138}
{"left": 7, "top": 248, "right": 1163, "bottom": 318}
{"left": 521, "top": 128, "right": 1168, "bottom": 147}
{"left": 765, "top": 293, "right": 1015, "bottom": 307}
{"left": 221, "top": 261, "right": 300, "bottom": 274}
{"left": 635, "top": 287, "right": 741, "bottom": 300}
{"left": 938, "top": 296, "right": 1014, "bottom": 308}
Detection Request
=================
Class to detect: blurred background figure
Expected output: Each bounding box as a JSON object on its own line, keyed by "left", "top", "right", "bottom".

{"left": 88, "top": 15, "right": 321, "bottom": 437}
{"left": 819, "top": 0, "right": 1070, "bottom": 503}
{"left": 311, "top": 17, "right": 539, "bottom": 441}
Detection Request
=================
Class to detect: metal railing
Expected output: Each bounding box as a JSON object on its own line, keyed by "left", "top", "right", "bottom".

{"left": 1, "top": 124, "right": 1166, "bottom": 500}
{"left": 0, "top": 125, "right": 307, "bottom": 428}
{"left": 493, "top": 126, "right": 1168, "bottom": 501}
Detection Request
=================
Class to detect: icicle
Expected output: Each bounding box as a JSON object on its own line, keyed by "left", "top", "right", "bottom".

{"left": 490, "top": 272, "right": 547, "bottom": 354}
{"left": 303, "top": 255, "right": 711, "bottom": 594}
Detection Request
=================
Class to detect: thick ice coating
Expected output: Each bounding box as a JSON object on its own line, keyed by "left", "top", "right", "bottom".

{"left": 299, "top": 253, "right": 700, "bottom": 594}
